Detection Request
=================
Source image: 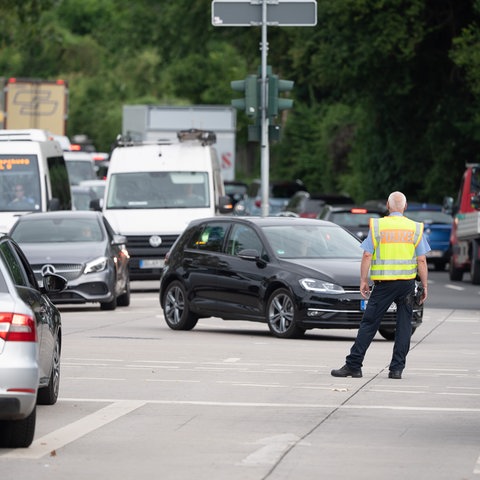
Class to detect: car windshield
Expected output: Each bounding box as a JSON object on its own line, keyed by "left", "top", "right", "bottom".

{"left": 11, "top": 217, "right": 104, "bottom": 243}
{"left": 65, "top": 160, "right": 96, "bottom": 185}
{"left": 106, "top": 171, "right": 209, "bottom": 209}
{"left": 405, "top": 210, "right": 453, "bottom": 224}
{"left": 261, "top": 224, "right": 363, "bottom": 259}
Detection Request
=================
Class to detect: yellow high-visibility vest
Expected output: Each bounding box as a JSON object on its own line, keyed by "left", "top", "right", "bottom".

{"left": 370, "top": 216, "right": 423, "bottom": 280}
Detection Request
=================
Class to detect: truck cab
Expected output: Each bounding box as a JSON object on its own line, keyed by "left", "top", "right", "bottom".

{"left": 448, "top": 163, "right": 480, "bottom": 283}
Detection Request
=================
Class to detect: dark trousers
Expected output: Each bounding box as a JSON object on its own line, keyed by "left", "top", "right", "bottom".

{"left": 346, "top": 279, "right": 415, "bottom": 372}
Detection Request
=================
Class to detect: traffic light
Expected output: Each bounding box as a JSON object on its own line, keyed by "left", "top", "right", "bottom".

{"left": 267, "top": 75, "right": 294, "bottom": 119}
{"left": 231, "top": 75, "right": 259, "bottom": 119}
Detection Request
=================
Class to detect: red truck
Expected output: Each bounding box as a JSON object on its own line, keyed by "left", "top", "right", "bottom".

{"left": 448, "top": 163, "right": 480, "bottom": 284}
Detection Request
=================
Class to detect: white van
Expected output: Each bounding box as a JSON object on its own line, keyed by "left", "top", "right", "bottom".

{"left": 64, "top": 151, "right": 97, "bottom": 185}
{"left": 100, "top": 129, "right": 232, "bottom": 280}
{"left": 0, "top": 129, "right": 71, "bottom": 232}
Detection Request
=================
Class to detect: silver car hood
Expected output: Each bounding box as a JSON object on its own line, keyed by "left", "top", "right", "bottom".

{"left": 18, "top": 242, "right": 107, "bottom": 264}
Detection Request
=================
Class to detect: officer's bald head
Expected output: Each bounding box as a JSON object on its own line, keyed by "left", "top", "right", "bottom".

{"left": 387, "top": 191, "right": 407, "bottom": 213}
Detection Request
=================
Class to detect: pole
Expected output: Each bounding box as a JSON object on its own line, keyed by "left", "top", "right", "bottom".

{"left": 260, "top": 0, "right": 269, "bottom": 217}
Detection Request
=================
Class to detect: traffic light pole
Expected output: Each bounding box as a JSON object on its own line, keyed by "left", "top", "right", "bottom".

{"left": 260, "top": 0, "right": 270, "bottom": 217}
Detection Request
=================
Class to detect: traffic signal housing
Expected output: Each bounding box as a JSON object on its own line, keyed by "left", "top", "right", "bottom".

{"left": 231, "top": 75, "right": 259, "bottom": 119}
{"left": 267, "top": 75, "right": 294, "bottom": 119}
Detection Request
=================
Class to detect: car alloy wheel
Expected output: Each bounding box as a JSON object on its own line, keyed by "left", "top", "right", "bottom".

{"left": 163, "top": 281, "right": 198, "bottom": 330}
{"left": 37, "top": 335, "right": 61, "bottom": 405}
{"left": 267, "top": 288, "right": 304, "bottom": 339}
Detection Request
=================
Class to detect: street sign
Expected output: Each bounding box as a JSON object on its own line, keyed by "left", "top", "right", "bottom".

{"left": 212, "top": 0, "right": 317, "bottom": 27}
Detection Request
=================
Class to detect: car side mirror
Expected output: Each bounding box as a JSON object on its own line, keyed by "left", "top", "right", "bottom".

{"left": 48, "top": 197, "right": 61, "bottom": 211}
{"left": 442, "top": 196, "right": 454, "bottom": 215}
{"left": 471, "top": 194, "right": 480, "bottom": 210}
{"left": 218, "top": 195, "right": 233, "bottom": 214}
{"left": 112, "top": 234, "right": 127, "bottom": 245}
{"left": 90, "top": 198, "right": 103, "bottom": 211}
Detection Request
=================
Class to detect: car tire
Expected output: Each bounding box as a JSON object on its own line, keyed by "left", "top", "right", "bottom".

{"left": 266, "top": 288, "right": 304, "bottom": 339}
{"left": 117, "top": 276, "right": 131, "bottom": 307}
{"left": 0, "top": 406, "right": 36, "bottom": 448}
{"left": 163, "top": 280, "right": 198, "bottom": 330}
{"left": 470, "top": 240, "right": 480, "bottom": 285}
{"left": 433, "top": 260, "right": 446, "bottom": 271}
{"left": 379, "top": 326, "right": 416, "bottom": 341}
{"left": 37, "top": 334, "right": 61, "bottom": 405}
{"left": 449, "top": 257, "right": 464, "bottom": 281}
{"left": 100, "top": 291, "right": 117, "bottom": 310}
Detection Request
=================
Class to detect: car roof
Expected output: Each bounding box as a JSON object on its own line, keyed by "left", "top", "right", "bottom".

{"left": 324, "top": 204, "right": 385, "bottom": 213}
{"left": 14, "top": 210, "right": 103, "bottom": 221}
{"left": 406, "top": 202, "right": 443, "bottom": 211}
{"left": 189, "top": 216, "right": 337, "bottom": 229}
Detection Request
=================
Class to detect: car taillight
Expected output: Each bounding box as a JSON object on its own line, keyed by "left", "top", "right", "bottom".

{"left": 0, "top": 313, "right": 37, "bottom": 342}
{"left": 351, "top": 208, "right": 368, "bottom": 214}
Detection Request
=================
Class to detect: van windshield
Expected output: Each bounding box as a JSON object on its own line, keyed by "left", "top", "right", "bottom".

{"left": 0, "top": 155, "right": 41, "bottom": 212}
{"left": 106, "top": 171, "right": 210, "bottom": 209}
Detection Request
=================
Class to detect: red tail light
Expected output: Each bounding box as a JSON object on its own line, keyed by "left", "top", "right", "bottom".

{"left": 351, "top": 208, "right": 368, "bottom": 214}
{"left": 0, "top": 313, "right": 37, "bottom": 342}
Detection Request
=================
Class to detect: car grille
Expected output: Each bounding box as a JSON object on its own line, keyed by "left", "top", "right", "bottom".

{"left": 32, "top": 263, "right": 83, "bottom": 282}
{"left": 126, "top": 234, "right": 179, "bottom": 278}
{"left": 126, "top": 234, "right": 178, "bottom": 255}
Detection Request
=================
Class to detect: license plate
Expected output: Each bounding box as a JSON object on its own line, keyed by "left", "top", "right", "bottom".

{"left": 361, "top": 300, "right": 397, "bottom": 312}
{"left": 139, "top": 259, "right": 164, "bottom": 269}
{"left": 427, "top": 250, "right": 443, "bottom": 258}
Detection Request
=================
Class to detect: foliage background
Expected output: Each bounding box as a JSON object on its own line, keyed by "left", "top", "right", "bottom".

{"left": 1, "top": 0, "right": 480, "bottom": 202}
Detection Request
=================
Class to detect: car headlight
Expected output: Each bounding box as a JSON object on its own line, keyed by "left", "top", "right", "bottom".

{"left": 84, "top": 256, "right": 108, "bottom": 274}
{"left": 299, "top": 278, "right": 345, "bottom": 294}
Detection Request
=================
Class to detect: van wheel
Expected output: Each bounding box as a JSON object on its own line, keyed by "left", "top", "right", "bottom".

{"left": 471, "top": 241, "right": 480, "bottom": 285}
{"left": 163, "top": 281, "right": 198, "bottom": 330}
{"left": 449, "top": 257, "right": 464, "bottom": 281}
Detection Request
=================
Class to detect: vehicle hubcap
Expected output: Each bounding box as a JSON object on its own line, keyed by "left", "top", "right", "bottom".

{"left": 269, "top": 293, "right": 294, "bottom": 333}
{"left": 165, "top": 286, "right": 184, "bottom": 325}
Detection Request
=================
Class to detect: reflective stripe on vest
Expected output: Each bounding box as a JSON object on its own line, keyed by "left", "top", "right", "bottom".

{"left": 370, "top": 216, "right": 423, "bottom": 280}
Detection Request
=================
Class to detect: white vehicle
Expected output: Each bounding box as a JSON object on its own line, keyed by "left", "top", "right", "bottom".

{"left": 0, "top": 129, "right": 71, "bottom": 232}
{"left": 64, "top": 151, "right": 97, "bottom": 185}
{"left": 98, "top": 129, "right": 232, "bottom": 280}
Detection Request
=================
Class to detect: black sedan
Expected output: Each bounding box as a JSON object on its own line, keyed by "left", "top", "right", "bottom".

{"left": 10, "top": 211, "right": 130, "bottom": 310}
{"left": 159, "top": 217, "right": 423, "bottom": 340}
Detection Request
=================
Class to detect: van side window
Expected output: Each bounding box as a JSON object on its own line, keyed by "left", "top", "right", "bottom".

{"left": 48, "top": 156, "right": 71, "bottom": 209}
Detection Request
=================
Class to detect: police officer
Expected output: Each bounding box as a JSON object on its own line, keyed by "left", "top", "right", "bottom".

{"left": 331, "top": 191, "right": 430, "bottom": 380}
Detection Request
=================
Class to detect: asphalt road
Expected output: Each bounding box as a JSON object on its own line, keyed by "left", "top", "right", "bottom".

{"left": 1, "top": 274, "right": 479, "bottom": 480}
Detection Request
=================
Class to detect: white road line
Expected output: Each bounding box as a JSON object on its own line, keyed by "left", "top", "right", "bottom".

{"left": 1, "top": 400, "right": 145, "bottom": 460}
{"left": 240, "top": 433, "right": 301, "bottom": 466}
{"left": 445, "top": 284, "right": 465, "bottom": 291}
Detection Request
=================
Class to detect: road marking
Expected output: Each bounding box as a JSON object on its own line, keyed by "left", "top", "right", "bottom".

{"left": 240, "top": 433, "right": 302, "bottom": 466}
{"left": 1, "top": 400, "right": 145, "bottom": 460}
{"left": 445, "top": 284, "right": 464, "bottom": 291}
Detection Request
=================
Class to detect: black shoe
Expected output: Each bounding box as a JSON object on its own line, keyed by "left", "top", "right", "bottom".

{"left": 388, "top": 370, "right": 402, "bottom": 379}
{"left": 331, "top": 364, "right": 363, "bottom": 378}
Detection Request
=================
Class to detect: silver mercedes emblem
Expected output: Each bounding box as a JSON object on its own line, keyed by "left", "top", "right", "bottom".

{"left": 41, "top": 264, "right": 56, "bottom": 275}
{"left": 149, "top": 235, "right": 162, "bottom": 247}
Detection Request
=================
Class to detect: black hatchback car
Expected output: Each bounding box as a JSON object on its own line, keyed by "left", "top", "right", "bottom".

{"left": 159, "top": 217, "right": 423, "bottom": 340}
